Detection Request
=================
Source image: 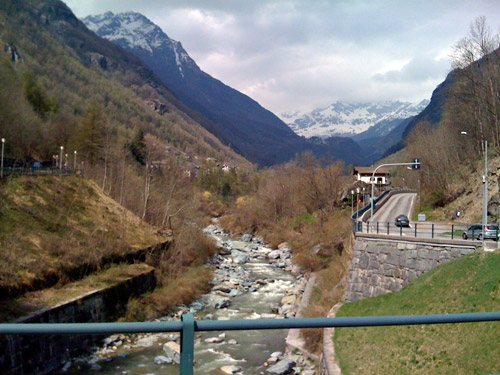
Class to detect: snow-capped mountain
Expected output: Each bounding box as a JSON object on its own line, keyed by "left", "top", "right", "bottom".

{"left": 282, "top": 100, "right": 429, "bottom": 138}
{"left": 84, "top": 11, "right": 197, "bottom": 80}
{"left": 83, "top": 12, "right": 367, "bottom": 166}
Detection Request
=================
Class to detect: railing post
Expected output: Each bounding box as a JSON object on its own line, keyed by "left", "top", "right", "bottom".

{"left": 414, "top": 223, "right": 417, "bottom": 238}
{"left": 377, "top": 222, "right": 379, "bottom": 234}
{"left": 451, "top": 225, "right": 454, "bottom": 240}
{"left": 432, "top": 224, "right": 434, "bottom": 239}
{"left": 180, "top": 314, "right": 195, "bottom": 375}
{"left": 387, "top": 222, "right": 389, "bottom": 235}
{"left": 400, "top": 223, "right": 402, "bottom": 236}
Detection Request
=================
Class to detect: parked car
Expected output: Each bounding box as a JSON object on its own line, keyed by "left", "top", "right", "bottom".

{"left": 394, "top": 214, "right": 410, "bottom": 227}
{"left": 462, "top": 224, "right": 499, "bottom": 240}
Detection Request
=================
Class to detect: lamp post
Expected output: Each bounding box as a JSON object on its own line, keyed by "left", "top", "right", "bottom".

{"left": 351, "top": 190, "right": 354, "bottom": 216}
{"left": 1, "top": 138, "right": 4, "bottom": 179}
{"left": 73, "top": 151, "right": 77, "bottom": 169}
{"left": 356, "top": 187, "right": 360, "bottom": 221}
{"left": 65, "top": 153, "right": 68, "bottom": 169}
{"left": 59, "top": 146, "right": 63, "bottom": 171}
{"left": 482, "top": 140, "right": 488, "bottom": 248}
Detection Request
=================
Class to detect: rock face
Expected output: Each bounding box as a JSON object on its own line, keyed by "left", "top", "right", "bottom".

{"left": 488, "top": 194, "right": 500, "bottom": 218}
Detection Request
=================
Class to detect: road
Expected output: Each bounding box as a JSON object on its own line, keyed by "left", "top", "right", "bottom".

{"left": 365, "top": 192, "right": 456, "bottom": 239}
{"left": 371, "top": 192, "right": 416, "bottom": 225}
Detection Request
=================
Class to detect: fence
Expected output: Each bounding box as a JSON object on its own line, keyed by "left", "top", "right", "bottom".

{"left": 1, "top": 312, "right": 500, "bottom": 375}
{"left": 354, "top": 221, "right": 499, "bottom": 241}
{"left": 0, "top": 167, "right": 84, "bottom": 177}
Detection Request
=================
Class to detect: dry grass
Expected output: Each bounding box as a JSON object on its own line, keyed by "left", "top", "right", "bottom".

{"left": 124, "top": 266, "right": 213, "bottom": 321}
{"left": 0, "top": 176, "right": 163, "bottom": 298}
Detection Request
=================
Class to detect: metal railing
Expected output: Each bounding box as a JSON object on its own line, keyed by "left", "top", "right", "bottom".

{"left": 0, "top": 167, "right": 84, "bottom": 177}
{"left": 354, "top": 221, "right": 499, "bottom": 242}
{"left": 1, "top": 312, "right": 500, "bottom": 375}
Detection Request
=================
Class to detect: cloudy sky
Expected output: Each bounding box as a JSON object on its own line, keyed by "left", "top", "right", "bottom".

{"left": 65, "top": 0, "right": 500, "bottom": 116}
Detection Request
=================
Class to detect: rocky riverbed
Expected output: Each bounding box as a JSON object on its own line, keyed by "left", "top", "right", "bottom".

{"left": 58, "top": 222, "right": 316, "bottom": 375}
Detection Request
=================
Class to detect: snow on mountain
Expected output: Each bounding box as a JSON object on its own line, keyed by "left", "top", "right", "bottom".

{"left": 282, "top": 100, "right": 429, "bottom": 138}
{"left": 83, "top": 11, "right": 196, "bottom": 78}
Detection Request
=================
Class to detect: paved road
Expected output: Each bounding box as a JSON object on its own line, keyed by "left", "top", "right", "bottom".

{"left": 365, "top": 193, "right": 457, "bottom": 238}
{"left": 371, "top": 193, "right": 416, "bottom": 225}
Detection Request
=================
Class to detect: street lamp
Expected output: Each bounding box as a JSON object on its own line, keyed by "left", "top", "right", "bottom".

{"left": 65, "top": 153, "right": 68, "bottom": 169}
{"left": 73, "top": 150, "right": 77, "bottom": 169}
{"left": 1, "top": 138, "right": 4, "bottom": 179}
{"left": 351, "top": 190, "right": 354, "bottom": 216}
{"left": 59, "top": 146, "right": 64, "bottom": 171}
{"left": 356, "top": 187, "right": 360, "bottom": 221}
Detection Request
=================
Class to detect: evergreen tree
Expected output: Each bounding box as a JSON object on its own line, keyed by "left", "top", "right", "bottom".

{"left": 128, "top": 129, "right": 146, "bottom": 165}
{"left": 76, "top": 101, "right": 105, "bottom": 165}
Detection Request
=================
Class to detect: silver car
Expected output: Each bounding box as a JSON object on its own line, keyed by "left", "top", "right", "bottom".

{"left": 462, "top": 224, "right": 499, "bottom": 241}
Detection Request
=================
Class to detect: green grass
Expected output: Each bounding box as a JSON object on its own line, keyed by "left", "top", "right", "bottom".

{"left": 334, "top": 251, "right": 500, "bottom": 375}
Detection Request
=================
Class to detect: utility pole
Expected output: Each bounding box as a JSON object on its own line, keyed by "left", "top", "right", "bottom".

{"left": 59, "top": 146, "right": 64, "bottom": 174}
{"left": 482, "top": 140, "right": 488, "bottom": 248}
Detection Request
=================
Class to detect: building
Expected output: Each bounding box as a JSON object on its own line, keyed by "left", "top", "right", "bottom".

{"left": 353, "top": 166, "right": 390, "bottom": 185}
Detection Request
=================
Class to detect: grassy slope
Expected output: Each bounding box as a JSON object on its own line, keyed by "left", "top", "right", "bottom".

{"left": 334, "top": 251, "right": 500, "bottom": 375}
{"left": 0, "top": 176, "right": 163, "bottom": 296}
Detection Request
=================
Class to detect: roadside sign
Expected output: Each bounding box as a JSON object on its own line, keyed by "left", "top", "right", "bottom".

{"left": 412, "top": 158, "right": 421, "bottom": 170}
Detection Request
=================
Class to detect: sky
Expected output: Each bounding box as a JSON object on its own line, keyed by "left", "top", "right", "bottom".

{"left": 65, "top": 0, "right": 500, "bottom": 116}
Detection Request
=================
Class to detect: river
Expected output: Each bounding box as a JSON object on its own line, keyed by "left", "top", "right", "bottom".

{"left": 59, "top": 223, "right": 316, "bottom": 375}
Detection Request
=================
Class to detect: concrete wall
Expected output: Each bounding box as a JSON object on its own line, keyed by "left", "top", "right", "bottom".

{"left": 0, "top": 268, "right": 156, "bottom": 375}
{"left": 343, "top": 235, "right": 477, "bottom": 302}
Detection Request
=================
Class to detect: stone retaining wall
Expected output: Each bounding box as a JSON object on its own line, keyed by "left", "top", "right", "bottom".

{"left": 343, "top": 237, "right": 476, "bottom": 302}
{"left": 0, "top": 267, "right": 156, "bottom": 375}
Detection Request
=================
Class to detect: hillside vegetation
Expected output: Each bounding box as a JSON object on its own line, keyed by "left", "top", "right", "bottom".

{"left": 334, "top": 251, "right": 500, "bottom": 374}
{"left": 0, "top": 176, "right": 162, "bottom": 298}
{"left": 390, "top": 17, "right": 500, "bottom": 213}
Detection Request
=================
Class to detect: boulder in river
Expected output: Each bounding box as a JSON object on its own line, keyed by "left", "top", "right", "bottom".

{"left": 231, "top": 241, "right": 248, "bottom": 251}
{"left": 268, "top": 250, "right": 281, "bottom": 259}
{"left": 163, "top": 342, "right": 180, "bottom": 364}
{"left": 220, "top": 365, "right": 242, "bottom": 374}
{"left": 204, "top": 336, "right": 224, "bottom": 344}
{"left": 265, "top": 359, "right": 296, "bottom": 375}
{"left": 241, "top": 234, "right": 252, "bottom": 242}
{"left": 154, "top": 355, "right": 173, "bottom": 365}
{"left": 207, "top": 295, "right": 232, "bottom": 309}
{"left": 231, "top": 250, "right": 250, "bottom": 264}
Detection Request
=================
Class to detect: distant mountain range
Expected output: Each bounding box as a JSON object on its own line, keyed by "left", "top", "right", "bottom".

{"left": 83, "top": 11, "right": 366, "bottom": 166}
{"left": 282, "top": 100, "right": 429, "bottom": 139}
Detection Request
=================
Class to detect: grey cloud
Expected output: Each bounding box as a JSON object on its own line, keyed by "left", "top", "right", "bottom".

{"left": 373, "top": 56, "right": 451, "bottom": 83}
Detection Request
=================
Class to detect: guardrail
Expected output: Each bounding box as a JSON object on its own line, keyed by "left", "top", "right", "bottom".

{"left": 354, "top": 221, "right": 499, "bottom": 242}
{"left": 1, "top": 313, "right": 500, "bottom": 375}
{"left": 0, "top": 167, "right": 84, "bottom": 177}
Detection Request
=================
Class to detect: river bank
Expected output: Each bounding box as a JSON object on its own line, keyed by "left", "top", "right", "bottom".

{"left": 57, "top": 222, "right": 317, "bottom": 375}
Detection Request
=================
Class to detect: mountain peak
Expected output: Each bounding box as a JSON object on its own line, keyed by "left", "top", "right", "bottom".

{"left": 83, "top": 11, "right": 198, "bottom": 78}
{"left": 283, "top": 100, "right": 429, "bottom": 138}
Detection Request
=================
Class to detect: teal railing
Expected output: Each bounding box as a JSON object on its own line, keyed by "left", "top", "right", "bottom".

{"left": 1, "top": 312, "right": 500, "bottom": 375}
